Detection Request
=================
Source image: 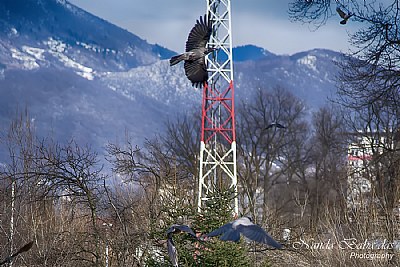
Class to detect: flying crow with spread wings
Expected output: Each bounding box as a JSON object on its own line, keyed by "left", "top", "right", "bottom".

{"left": 336, "top": 7, "right": 352, "bottom": 24}
{"left": 206, "top": 216, "right": 282, "bottom": 249}
{"left": 265, "top": 122, "right": 286, "bottom": 130}
{"left": 166, "top": 224, "right": 197, "bottom": 267}
{"left": 170, "top": 14, "right": 215, "bottom": 88}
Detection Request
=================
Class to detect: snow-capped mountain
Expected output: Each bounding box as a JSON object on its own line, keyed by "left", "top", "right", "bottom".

{"left": 99, "top": 47, "right": 341, "bottom": 118}
{"left": 234, "top": 48, "right": 341, "bottom": 111}
{"left": 226, "top": 44, "right": 278, "bottom": 62}
{"left": 0, "top": 0, "right": 176, "bottom": 160}
{"left": 0, "top": 0, "right": 343, "bottom": 161}
{"left": 0, "top": 0, "right": 174, "bottom": 73}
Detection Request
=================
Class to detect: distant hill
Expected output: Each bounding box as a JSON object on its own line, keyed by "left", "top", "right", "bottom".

{"left": 232, "top": 45, "right": 277, "bottom": 62}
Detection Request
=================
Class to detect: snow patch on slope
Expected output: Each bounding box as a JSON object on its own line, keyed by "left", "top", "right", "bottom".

{"left": 44, "top": 38, "right": 95, "bottom": 80}
{"left": 22, "top": 46, "right": 46, "bottom": 61}
{"left": 100, "top": 60, "right": 200, "bottom": 107}
{"left": 297, "top": 55, "right": 318, "bottom": 72}
{"left": 10, "top": 48, "right": 40, "bottom": 70}
{"left": 8, "top": 28, "right": 19, "bottom": 38}
{"left": 76, "top": 41, "right": 117, "bottom": 55}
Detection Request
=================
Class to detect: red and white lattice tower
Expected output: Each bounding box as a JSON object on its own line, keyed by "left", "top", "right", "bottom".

{"left": 198, "top": 0, "right": 238, "bottom": 214}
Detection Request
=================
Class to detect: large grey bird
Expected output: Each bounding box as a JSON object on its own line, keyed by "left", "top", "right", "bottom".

{"left": 206, "top": 216, "right": 282, "bottom": 249}
{"left": 0, "top": 241, "right": 34, "bottom": 266}
{"left": 336, "top": 7, "right": 352, "bottom": 24}
{"left": 169, "top": 14, "right": 215, "bottom": 88}
{"left": 166, "top": 224, "right": 197, "bottom": 267}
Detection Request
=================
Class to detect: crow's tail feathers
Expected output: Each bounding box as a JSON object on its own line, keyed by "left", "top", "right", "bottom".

{"left": 169, "top": 54, "right": 185, "bottom": 66}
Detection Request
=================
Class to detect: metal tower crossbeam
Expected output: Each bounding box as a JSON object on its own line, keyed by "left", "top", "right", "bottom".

{"left": 201, "top": 82, "right": 235, "bottom": 144}
{"left": 198, "top": 0, "right": 238, "bottom": 215}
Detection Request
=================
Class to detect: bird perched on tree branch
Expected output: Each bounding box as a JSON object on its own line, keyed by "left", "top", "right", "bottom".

{"left": 170, "top": 14, "right": 216, "bottom": 88}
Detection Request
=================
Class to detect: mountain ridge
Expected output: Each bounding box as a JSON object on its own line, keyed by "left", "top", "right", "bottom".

{"left": 0, "top": 0, "right": 175, "bottom": 72}
{"left": 0, "top": 0, "right": 343, "bottom": 161}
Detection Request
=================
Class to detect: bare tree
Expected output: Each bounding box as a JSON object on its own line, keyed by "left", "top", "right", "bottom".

{"left": 0, "top": 110, "right": 112, "bottom": 266}
{"left": 106, "top": 132, "right": 200, "bottom": 266}
{"left": 288, "top": 0, "right": 400, "bottom": 228}
{"left": 236, "top": 86, "right": 309, "bottom": 224}
{"left": 306, "top": 106, "right": 348, "bottom": 231}
{"left": 289, "top": 0, "right": 400, "bottom": 112}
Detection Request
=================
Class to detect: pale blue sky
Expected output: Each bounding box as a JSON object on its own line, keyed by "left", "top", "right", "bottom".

{"left": 68, "top": 0, "right": 355, "bottom": 55}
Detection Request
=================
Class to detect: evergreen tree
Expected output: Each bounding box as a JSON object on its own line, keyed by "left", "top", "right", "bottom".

{"left": 146, "top": 187, "right": 275, "bottom": 266}
{"left": 190, "top": 188, "right": 251, "bottom": 267}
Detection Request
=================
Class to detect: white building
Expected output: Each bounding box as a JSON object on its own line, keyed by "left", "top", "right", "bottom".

{"left": 346, "top": 133, "right": 385, "bottom": 209}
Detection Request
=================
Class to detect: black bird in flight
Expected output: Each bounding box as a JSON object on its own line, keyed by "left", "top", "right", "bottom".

{"left": 336, "top": 7, "right": 352, "bottom": 24}
{"left": 265, "top": 122, "right": 286, "bottom": 130}
{"left": 166, "top": 224, "right": 197, "bottom": 267}
{"left": 206, "top": 216, "right": 282, "bottom": 249}
{"left": 0, "top": 241, "right": 34, "bottom": 266}
{"left": 170, "top": 14, "right": 215, "bottom": 88}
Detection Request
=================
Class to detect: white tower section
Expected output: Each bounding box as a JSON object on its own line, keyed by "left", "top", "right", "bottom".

{"left": 197, "top": 0, "right": 238, "bottom": 215}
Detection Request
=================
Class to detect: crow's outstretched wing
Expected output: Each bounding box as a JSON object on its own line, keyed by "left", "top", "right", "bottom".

{"left": 166, "top": 224, "right": 196, "bottom": 237}
{"left": 237, "top": 225, "right": 282, "bottom": 249}
{"left": 185, "top": 15, "right": 212, "bottom": 52}
{"left": 184, "top": 58, "right": 208, "bottom": 88}
{"left": 206, "top": 222, "right": 233, "bottom": 237}
{"left": 220, "top": 229, "right": 241, "bottom": 242}
{"left": 167, "top": 238, "right": 179, "bottom": 267}
{"left": 336, "top": 7, "right": 347, "bottom": 19}
{"left": 174, "top": 225, "right": 196, "bottom": 237}
{"left": 166, "top": 225, "right": 197, "bottom": 267}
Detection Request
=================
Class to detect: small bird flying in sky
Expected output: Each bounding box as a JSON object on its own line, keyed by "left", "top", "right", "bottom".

{"left": 169, "top": 14, "right": 215, "bottom": 88}
{"left": 206, "top": 216, "right": 282, "bottom": 249}
{"left": 166, "top": 224, "right": 197, "bottom": 267}
{"left": 336, "top": 7, "right": 352, "bottom": 24}
{"left": 265, "top": 122, "right": 286, "bottom": 130}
